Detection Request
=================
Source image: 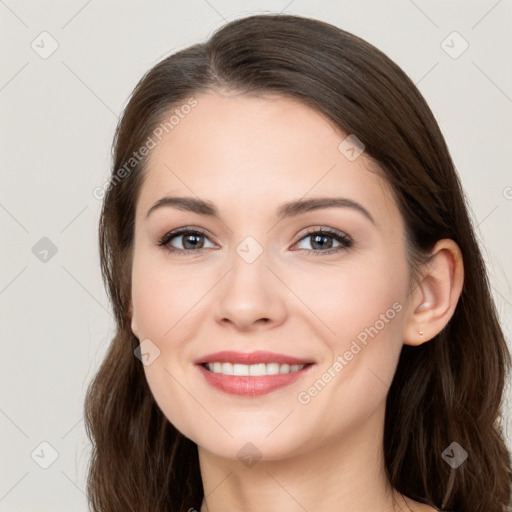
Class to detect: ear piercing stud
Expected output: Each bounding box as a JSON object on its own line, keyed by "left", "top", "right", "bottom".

{"left": 418, "top": 330, "right": 424, "bottom": 336}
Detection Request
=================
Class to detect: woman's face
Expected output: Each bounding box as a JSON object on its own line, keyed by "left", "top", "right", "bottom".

{"left": 130, "top": 91, "right": 414, "bottom": 461}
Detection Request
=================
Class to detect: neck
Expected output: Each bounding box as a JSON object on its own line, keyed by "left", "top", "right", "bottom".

{"left": 197, "top": 404, "right": 406, "bottom": 512}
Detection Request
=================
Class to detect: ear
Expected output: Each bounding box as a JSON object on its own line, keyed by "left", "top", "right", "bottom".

{"left": 403, "top": 239, "right": 464, "bottom": 346}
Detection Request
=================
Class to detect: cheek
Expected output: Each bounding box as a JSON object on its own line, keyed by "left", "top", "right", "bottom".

{"left": 290, "top": 255, "right": 408, "bottom": 403}
{"left": 287, "top": 253, "right": 408, "bottom": 346}
{"left": 131, "top": 253, "right": 203, "bottom": 339}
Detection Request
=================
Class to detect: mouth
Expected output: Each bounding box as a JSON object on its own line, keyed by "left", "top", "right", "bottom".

{"left": 194, "top": 350, "right": 316, "bottom": 397}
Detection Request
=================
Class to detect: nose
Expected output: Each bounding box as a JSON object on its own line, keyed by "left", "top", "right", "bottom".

{"left": 213, "top": 248, "right": 287, "bottom": 332}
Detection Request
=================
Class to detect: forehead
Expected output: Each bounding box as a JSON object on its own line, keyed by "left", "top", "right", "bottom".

{"left": 137, "top": 92, "right": 398, "bottom": 225}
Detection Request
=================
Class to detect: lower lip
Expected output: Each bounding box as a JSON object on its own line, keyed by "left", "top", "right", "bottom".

{"left": 197, "top": 364, "right": 314, "bottom": 397}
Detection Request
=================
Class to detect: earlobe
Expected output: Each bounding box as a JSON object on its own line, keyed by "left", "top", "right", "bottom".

{"left": 403, "top": 239, "right": 464, "bottom": 346}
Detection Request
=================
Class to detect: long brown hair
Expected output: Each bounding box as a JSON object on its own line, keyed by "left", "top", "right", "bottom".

{"left": 84, "top": 13, "right": 512, "bottom": 512}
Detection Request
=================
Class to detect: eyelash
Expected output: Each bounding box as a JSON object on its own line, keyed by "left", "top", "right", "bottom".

{"left": 157, "top": 226, "right": 353, "bottom": 257}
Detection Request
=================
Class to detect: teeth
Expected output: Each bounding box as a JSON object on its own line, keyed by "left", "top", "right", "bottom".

{"left": 205, "top": 362, "right": 306, "bottom": 375}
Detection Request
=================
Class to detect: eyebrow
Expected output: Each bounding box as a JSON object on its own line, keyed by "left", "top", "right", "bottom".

{"left": 145, "top": 196, "right": 376, "bottom": 225}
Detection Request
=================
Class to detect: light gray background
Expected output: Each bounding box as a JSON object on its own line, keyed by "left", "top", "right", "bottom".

{"left": 1, "top": 1, "right": 511, "bottom": 510}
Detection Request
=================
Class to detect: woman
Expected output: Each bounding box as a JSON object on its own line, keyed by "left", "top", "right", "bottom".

{"left": 84, "top": 13, "right": 512, "bottom": 512}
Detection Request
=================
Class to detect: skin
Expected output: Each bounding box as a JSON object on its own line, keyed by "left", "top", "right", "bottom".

{"left": 130, "top": 91, "right": 464, "bottom": 512}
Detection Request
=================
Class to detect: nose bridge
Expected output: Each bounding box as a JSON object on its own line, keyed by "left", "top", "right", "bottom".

{"left": 235, "top": 234, "right": 266, "bottom": 266}
{"left": 227, "top": 233, "right": 272, "bottom": 296}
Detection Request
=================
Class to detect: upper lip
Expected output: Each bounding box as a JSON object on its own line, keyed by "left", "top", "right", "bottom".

{"left": 194, "top": 350, "right": 314, "bottom": 366}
